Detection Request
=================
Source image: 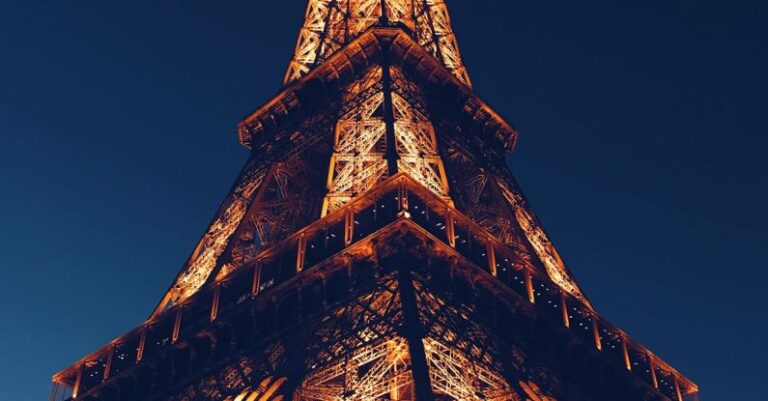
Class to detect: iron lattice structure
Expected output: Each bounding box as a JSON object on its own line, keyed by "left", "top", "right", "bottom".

{"left": 284, "top": 0, "right": 470, "bottom": 86}
{"left": 51, "top": 3, "right": 699, "bottom": 401}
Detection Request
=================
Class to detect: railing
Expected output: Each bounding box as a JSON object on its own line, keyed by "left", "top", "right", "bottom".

{"left": 51, "top": 173, "right": 697, "bottom": 401}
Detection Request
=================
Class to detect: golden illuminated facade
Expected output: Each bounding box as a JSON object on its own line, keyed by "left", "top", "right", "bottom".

{"left": 52, "top": 2, "right": 698, "bottom": 401}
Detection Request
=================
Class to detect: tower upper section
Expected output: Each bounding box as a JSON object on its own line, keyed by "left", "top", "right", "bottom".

{"left": 284, "top": 0, "right": 471, "bottom": 86}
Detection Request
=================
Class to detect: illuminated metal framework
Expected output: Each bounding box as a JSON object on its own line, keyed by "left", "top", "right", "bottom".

{"left": 226, "top": 377, "right": 287, "bottom": 401}
{"left": 51, "top": 2, "right": 699, "bottom": 401}
{"left": 322, "top": 65, "right": 449, "bottom": 214}
{"left": 295, "top": 337, "right": 520, "bottom": 401}
{"left": 285, "top": 0, "right": 470, "bottom": 86}
{"left": 295, "top": 272, "right": 527, "bottom": 401}
{"left": 51, "top": 175, "right": 698, "bottom": 401}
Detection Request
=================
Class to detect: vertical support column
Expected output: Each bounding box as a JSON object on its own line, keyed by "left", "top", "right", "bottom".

{"left": 674, "top": 375, "right": 684, "bottom": 401}
{"left": 381, "top": 41, "right": 399, "bottom": 176}
{"left": 622, "top": 337, "right": 632, "bottom": 371}
{"left": 486, "top": 242, "right": 497, "bottom": 276}
{"left": 296, "top": 234, "right": 307, "bottom": 273}
{"left": 344, "top": 257, "right": 353, "bottom": 277}
{"left": 525, "top": 270, "right": 535, "bottom": 304}
{"left": 397, "top": 265, "right": 435, "bottom": 401}
{"left": 398, "top": 181, "right": 409, "bottom": 216}
{"left": 560, "top": 291, "right": 570, "bottom": 328}
{"left": 648, "top": 354, "right": 659, "bottom": 389}
{"left": 592, "top": 316, "right": 602, "bottom": 351}
{"left": 252, "top": 262, "right": 262, "bottom": 296}
{"left": 72, "top": 364, "right": 83, "bottom": 399}
{"left": 446, "top": 212, "right": 456, "bottom": 247}
{"left": 103, "top": 346, "right": 114, "bottom": 381}
{"left": 210, "top": 285, "right": 221, "bottom": 322}
{"left": 436, "top": 158, "right": 451, "bottom": 198}
{"left": 136, "top": 326, "right": 147, "bottom": 363}
{"left": 344, "top": 210, "right": 354, "bottom": 246}
{"left": 171, "top": 307, "right": 183, "bottom": 343}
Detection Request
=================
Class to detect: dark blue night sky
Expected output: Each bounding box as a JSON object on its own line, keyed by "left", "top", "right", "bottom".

{"left": 1, "top": 1, "right": 766, "bottom": 400}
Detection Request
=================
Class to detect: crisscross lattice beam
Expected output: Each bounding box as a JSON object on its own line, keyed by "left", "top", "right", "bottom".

{"left": 285, "top": 0, "right": 471, "bottom": 86}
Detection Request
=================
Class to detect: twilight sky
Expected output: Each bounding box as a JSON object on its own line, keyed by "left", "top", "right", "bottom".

{"left": 1, "top": 1, "right": 766, "bottom": 400}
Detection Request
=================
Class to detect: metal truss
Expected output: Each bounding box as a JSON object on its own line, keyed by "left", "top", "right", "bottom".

{"left": 293, "top": 274, "right": 410, "bottom": 401}
{"left": 165, "top": 354, "right": 277, "bottom": 401}
{"left": 438, "top": 142, "right": 588, "bottom": 303}
{"left": 414, "top": 278, "right": 502, "bottom": 373}
{"left": 165, "top": 159, "right": 269, "bottom": 307}
{"left": 240, "top": 156, "right": 326, "bottom": 252}
{"left": 295, "top": 336, "right": 525, "bottom": 401}
{"left": 323, "top": 66, "right": 448, "bottom": 215}
{"left": 323, "top": 87, "right": 388, "bottom": 214}
{"left": 217, "top": 155, "right": 328, "bottom": 279}
{"left": 413, "top": 274, "right": 561, "bottom": 401}
{"left": 294, "top": 338, "right": 412, "bottom": 401}
{"left": 226, "top": 376, "right": 287, "bottom": 401}
{"left": 392, "top": 93, "right": 447, "bottom": 199}
{"left": 518, "top": 381, "right": 557, "bottom": 401}
{"left": 495, "top": 178, "right": 587, "bottom": 303}
{"left": 285, "top": 0, "right": 471, "bottom": 86}
{"left": 301, "top": 274, "right": 404, "bottom": 370}
{"left": 294, "top": 273, "right": 523, "bottom": 401}
{"left": 442, "top": 147, "right": 530, "bottom": 252}
{"left": 423, "top": 338, "right": 519, "bottom": 401}
{"left": 160, "top": 150, "right": 327, "bottom": 309}
{"left": 285, "top": 268, "right": 523, "bottom": 401}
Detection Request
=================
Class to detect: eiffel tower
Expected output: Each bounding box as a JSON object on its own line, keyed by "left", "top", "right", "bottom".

{"left": 51, "top": 2, "right": 698, "bottom": 401}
